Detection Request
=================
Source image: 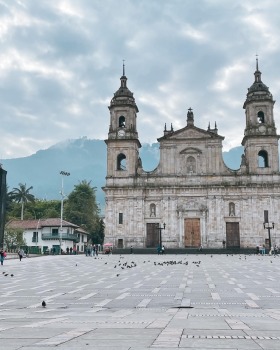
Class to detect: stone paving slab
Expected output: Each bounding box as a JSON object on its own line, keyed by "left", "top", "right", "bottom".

{"left": 1, "top": 254, "right": 280, "bottom": 349}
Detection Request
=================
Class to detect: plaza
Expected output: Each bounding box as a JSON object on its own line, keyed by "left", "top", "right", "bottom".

{"left": 0, "top": 253, "right": 280, "bottom": 349}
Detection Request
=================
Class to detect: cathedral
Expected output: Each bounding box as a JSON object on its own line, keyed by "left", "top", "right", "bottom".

{"left": 103, "top": 60, "right": 280, "bottom": 250}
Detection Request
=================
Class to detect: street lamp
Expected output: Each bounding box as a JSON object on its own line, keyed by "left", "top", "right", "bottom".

{"left": 60, "top": 171, "right": 70, "bottom": 254}
{"left": 158, "top": 223, "right": 166, "bottom": 251}
{"left": 263, "top": 221, "right": 274, "bottom": 250}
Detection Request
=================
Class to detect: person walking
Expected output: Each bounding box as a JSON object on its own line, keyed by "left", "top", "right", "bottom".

{"left": 0, "top": 249, "right": 5, "bottom": 265}
{"left": 18, "top": 249, "right": 24, "bottom": 261}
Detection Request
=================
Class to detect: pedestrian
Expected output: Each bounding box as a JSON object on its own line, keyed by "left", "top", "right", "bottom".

{"left": 199, "top": 244, "right": 203, "bottom": 252}
{"left": 222, "top": 240, "right": 226, "bottom": 249}
{"left": 130, "top": 246, "right": 133, "bottom": 254}
{"left": 66, "top": 247, "right": 69, "bottom": 254}
{"left": 70, "top": 247, "right": 73, "bottom": 255}
{"left": 0, "top": 249, "right": 5, "bottom": 265}
{"left": 261, "top": 244, "right": 266, "bottom": 255}
{"left": 18, "top": 249, "right": 24, "bottom": 261}
{"left": 157, "top": 245, "right": 161, "bottom": 255}
{"left": 95, "top": 245, "right": 98, "bottom": 256}
{"left": 161, "top": 245, "right": 165, "bottom": 254}
{"left": 256, "top": 245, "right": 259, "bottom": 254}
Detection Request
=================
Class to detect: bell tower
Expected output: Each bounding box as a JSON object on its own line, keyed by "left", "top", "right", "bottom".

{"left": 241, "top": 59, "right": 279, "bottom": 174}
{"left": 105, "top": 64, "right": 141, "bottom": 177}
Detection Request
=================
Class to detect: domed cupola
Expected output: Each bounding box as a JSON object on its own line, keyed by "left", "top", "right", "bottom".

{"left": 243, "top": 58, "right": 273, "bottom": 109}
{"left": 241, "top": 58, "right": 279, "bottom": 175}
{"left": 109, "top": 63, "right": 138, "bottom": 112}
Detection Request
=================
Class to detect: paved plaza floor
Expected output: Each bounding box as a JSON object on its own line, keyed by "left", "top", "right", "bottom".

{"left": 0, "top": 253, "right": 280, "bottom": 349}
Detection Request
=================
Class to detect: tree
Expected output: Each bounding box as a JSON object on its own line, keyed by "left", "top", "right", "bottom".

{"left": 6, "top": 196, "right": 62, "bottom": 222}
{"left": 26, "top": 199, "right": 61, "bottom": 219}
{"left": 4, "top": 228, "right": 26, "bottom": 250}
{"left": 64, "top": 180, "right": 101, "bottom": 242}
{"left": 9, "top": 183, "right": 35, "bottom": 220}
{"left": 91, "top": 217, "right": 105, "bottom": 244}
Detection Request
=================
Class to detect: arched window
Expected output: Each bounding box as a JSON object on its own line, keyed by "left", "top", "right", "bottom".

{"left": 258, "top": 150, "right": 269, "bottom": 168}
{"left": 117, "top": 153, "right": 127, "bottom": 170}
{"left": 119, "top": 116, "right": 126, "bottom": 128}
{"left": 257, "top": 111, "right": 265, "bottom": 124}
{"left": 150, "top": 203, "right": 156, "bottom": 217}
{"left": 186, "top": 156, "right": 196, "bottom": 174}
{"left": 229, "top": 202, "right": 235, "bottom": 216}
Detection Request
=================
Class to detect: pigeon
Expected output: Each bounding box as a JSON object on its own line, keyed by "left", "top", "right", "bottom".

{"left": 116, "top": 274, "right": 120, "bottom": 277}
{"left": 42, "top": 301, "right": 46, "bottom": 308}
{"left": 10, "top": 274, "right": 14, "bottom": 277}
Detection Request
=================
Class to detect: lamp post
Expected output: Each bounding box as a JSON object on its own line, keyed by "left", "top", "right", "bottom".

{"left": 158, "top": 223, "right": 166, "bottom": 251}
{"left": 263, "top": 221, "right": 274, "bottom": 250}
{"left": 60, "top": 171, "right": 70, "bottom": 254}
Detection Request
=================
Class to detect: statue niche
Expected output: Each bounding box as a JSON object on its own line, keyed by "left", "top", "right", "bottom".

{"left": 186, "top": 156, "right": 196, "bottom": 174}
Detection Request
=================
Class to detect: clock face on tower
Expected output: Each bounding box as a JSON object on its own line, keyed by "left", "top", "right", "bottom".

{"left": 118, "top": 129, "right": 125, "bottom": 137}
{"left": 259, "top": 125, "right": 266, "bottom": 133}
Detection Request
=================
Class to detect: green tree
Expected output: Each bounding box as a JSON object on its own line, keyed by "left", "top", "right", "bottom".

{"left": 26, "top": 199, "right": 61, "bottom": 219}
{"left": 4, "top": 228, "right": 26, "bottom": 250}
{"left": 6, "top": 197, "right": 61, "bottom": 222}
{"left": 9, "top": 183, "right": 35, "bottom": 220}
{"left": 64, "top": 180, "right": 102, "bottom": 242}
{"left": 91, "top": 218, "right": 105, "bottom": 244}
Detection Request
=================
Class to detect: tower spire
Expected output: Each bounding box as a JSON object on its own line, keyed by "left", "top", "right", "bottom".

{"left": 254, "top": 55, "right": 262, "bottom": 83}
{"left": 123, "top": 59, "right": 125, "bottom": 76}
{"left": 256, "top": 54, "right": 259, "bottom": 71}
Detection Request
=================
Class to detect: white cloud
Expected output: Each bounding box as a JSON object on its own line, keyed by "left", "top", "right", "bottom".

{"left": 180, "top": 24, "right": 207, "bottom": 42}
{"left": 212, "top": 62, "right": 247, "bottom": 92}
{"left": 0, "top": 0, "right": 280, "bottom": 159}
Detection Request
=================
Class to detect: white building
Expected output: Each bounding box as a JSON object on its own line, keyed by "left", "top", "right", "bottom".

{"left": 103, "top": 60, "right": 280, "bottom": 250}
{"left": 6, "top": 218, "right": 88, "bottom": 254}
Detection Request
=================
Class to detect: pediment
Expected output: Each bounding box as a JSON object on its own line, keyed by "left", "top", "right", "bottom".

{"left": 172, "top": 127, "right": 211, "bottom": 139}
{"left": 158, "top": 126, "right": 224, "bottom": 142}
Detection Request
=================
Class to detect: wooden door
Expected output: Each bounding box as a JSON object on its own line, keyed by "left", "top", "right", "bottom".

{"left": 146, "top": 223, "right": 159, "bottom": 248}
{"left": 226, "top": 222, "right": 240, "bottom": 248}
{"left": 117, "top": 239, "right": 123, "bottom": 248}
{"left": 184, "top": 218, "right": 200, "bottom": 247}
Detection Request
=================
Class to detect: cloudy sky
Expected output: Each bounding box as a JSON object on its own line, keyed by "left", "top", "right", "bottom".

{"left": 1, "top": 0, "right": 280, "bottom": 159}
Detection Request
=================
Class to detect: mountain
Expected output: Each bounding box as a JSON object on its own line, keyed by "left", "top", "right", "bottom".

{"left": 1, "top": 138, "right": 243, "bottom": 209}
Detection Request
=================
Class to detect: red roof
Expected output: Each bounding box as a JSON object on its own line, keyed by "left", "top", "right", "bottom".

{"left": 7, "top": 218, "right": 79, "bottom": 230}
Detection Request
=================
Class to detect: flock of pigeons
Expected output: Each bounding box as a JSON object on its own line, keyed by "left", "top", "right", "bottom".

{"left": 3, "top": 252, "right": 278, "bottom": 309}
{"left": 2, "top": 271, "right": 14, "bottom": 277}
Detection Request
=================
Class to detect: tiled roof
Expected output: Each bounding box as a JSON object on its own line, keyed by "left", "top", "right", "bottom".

{"left": 76, "top": 227, "right": 88, "bottom": 234}
{"left": 6, "top": 218, "right": 79, "bottom": 230}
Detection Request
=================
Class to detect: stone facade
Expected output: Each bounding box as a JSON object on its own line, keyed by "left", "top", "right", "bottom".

{"left": 103, "top": 61, "right": 280, "bottom": 250}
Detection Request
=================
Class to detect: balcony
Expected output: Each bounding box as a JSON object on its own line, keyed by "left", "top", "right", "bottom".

{"left": 41, "top": 232, "right": 79, "bottom": 242}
